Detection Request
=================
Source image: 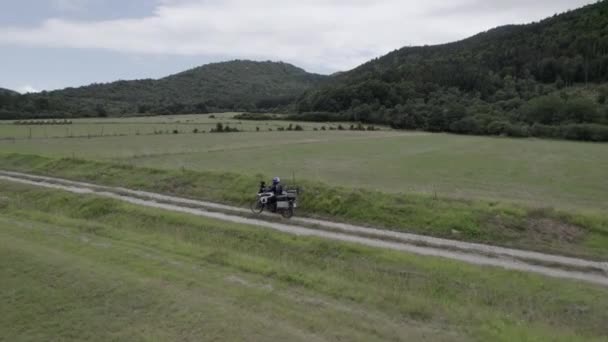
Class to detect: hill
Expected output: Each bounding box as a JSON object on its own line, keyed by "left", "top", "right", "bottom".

{"left": 294, "top": 1, "right": 608, "bottom": 141}
{"left": 0, "top": 88, "right": 18, "bottom": 96}
{"left": 0, "top": 60, "right": 327, "bottom": 118}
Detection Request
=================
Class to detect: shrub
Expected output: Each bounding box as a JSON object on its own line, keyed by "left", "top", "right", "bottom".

{"left": 221, "top": 125, "right": 239, "bottom": 133}
{"left": 562, "top": 98, "right": 600, "bottom": 123}
{"left": 233, "top": 113, "right": 275, "bottom": 120}
{"left": 520, "top": 95, "right": 563, "bottom": 125}
{"left": 486, "top": 121, "right": 509, "bottom": 135}
{"left": 294, "top": 125, "right": 304, "bottom": 131}
{"left": 286, "top": 112, "right": 341, "bottom": 122}
{"left": 504, "top": 123, "right": 530, "bottom": 138}
{"left": 558, "top": 124, "right": 608, "bottom": 142}
{"left": 530, "top": 123, "right": 558, "bottom": 138}
{"left": 449, "top": 117, "right": 483, "bottom": 134}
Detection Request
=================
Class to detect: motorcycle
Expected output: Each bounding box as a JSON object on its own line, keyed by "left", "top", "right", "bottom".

{"left": 250, "top": 181, "right": 298, "bottom": 219}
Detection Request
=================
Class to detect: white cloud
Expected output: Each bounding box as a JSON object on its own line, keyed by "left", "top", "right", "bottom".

{"left": 16, "top": 85, "right": 39, "bottom": 94}
{"left": 0, "top": 0, "right": 596, "bottom": 73}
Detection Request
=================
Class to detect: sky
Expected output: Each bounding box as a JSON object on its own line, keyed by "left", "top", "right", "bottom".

{"left": 0, "top": 0, "right": 597, "bottom": 93}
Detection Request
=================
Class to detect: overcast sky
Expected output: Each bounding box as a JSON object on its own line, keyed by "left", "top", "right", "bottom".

{"left": 0, "top": 0, "right": 596, "bottom": 93}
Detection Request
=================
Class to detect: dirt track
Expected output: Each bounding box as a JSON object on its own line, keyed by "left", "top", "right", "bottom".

{"left": 1, "top": 170, "right": 607, "bottom": 287}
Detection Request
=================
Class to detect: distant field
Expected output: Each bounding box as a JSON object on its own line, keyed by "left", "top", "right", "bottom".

{"left": 0, "top": 113, "right": 366, "bottom": 139}
{"left": 0, "top": 114, "right": 605, "bottom": 211}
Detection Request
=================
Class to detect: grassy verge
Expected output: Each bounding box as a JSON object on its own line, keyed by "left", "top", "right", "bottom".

{"left": 1, "top": 153, "right": 607, "bottom": 260}
{"left": 1, "top": 181, "right": 608, "bottom": 341}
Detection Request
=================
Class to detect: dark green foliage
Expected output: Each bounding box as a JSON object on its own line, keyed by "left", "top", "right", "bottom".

{"left": 1, "top": 61, "right": 327, "bottom": 119}
{"left": 347, "top": 123, "right": 368, "bottom": 131}
{"left": 598, "top": 85, "right": 608, "bottom": 104}
{"left": 285, "top": 112, "right": 341, "bottom": 122}
{"left": 210, "top": 123, "right": 239, "bottom": 133}
{"left": 233, "top": 113, "right": 276, "bottom": 120}
{"left": 95, "top": 104, "right": 107, "bottom": 117}
{"left": 293, "top": 1, "right": 608, "bottom": 141}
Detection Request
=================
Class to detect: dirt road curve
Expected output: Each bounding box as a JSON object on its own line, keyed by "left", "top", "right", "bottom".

{"left": 1, "top": 170, "right": 607, "bottom": 287}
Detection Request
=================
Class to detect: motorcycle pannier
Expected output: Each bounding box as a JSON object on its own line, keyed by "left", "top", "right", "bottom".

{"left": 277, "top": 201, "right": 290, "bottom": 209}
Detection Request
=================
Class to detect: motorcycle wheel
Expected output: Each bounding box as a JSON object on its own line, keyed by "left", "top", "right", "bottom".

{"left": 250, "top": 199, "right": 264, "bottom": 214}
{"left": 281, "top": 206, "right": 294, "bottom": 219}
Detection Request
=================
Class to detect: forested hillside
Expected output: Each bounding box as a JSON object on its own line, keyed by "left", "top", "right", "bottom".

{"left": 0, "top": 88, "right": 18, "bottom": 96}
{"left": 294, "top": 1, "right": 608, "bottom": 141}
{"left": 0, "top": 60, "right": 327, "bottom": 119}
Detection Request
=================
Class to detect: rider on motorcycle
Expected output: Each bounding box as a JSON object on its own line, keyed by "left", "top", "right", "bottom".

{"left": 269, "top": 177, "right": 283, "bottom": 195}
{"left": 268, "top": 177, "right": 282, "bottom": 211}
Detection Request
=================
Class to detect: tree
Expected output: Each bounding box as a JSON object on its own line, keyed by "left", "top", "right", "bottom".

{"left": 487, "top": 121, "right": 509, "bottom": 135}
{"left": 520, "top": 96, "right": 563, "bottom": 125}
{"left": 427, "top": 111, "right": 447, "bottom": 132}
{"left": 562, "top": 98, "right": 599, "bottom": 123}
{"left": 95, "top": 104, "right": 107, "bottom": 117}
{"left": 449, "top": 117, "right": 482, "bottom": 134}
{"left": 34, "top": 98, "right": 50, "bottom": 111}
{"left": 195, "top": 102, "right": 208, "bottom": 113}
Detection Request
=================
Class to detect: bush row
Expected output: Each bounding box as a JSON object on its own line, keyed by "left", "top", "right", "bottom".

{"left": 447, "top": 117, "right": 608, "bottom": 141}
{"left": 14, "top": 119, "right": 73, "bottom": 125}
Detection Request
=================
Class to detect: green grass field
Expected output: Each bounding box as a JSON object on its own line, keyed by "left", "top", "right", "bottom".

{"left": 2, "top": 181, "right": 607, "bottom": 341}
{"left": 0, "top": 114, "right": 606, "bottom": 211}
{"left": 3, "top": 154, "right": 608, "bottom": 260}
{"left": 2, "top": 114, "right": 607, "bottom": 340}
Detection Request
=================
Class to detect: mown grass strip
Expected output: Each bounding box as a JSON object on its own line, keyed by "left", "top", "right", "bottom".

{"left": 1, "top": 181, "right": 608, "bottom": 341}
